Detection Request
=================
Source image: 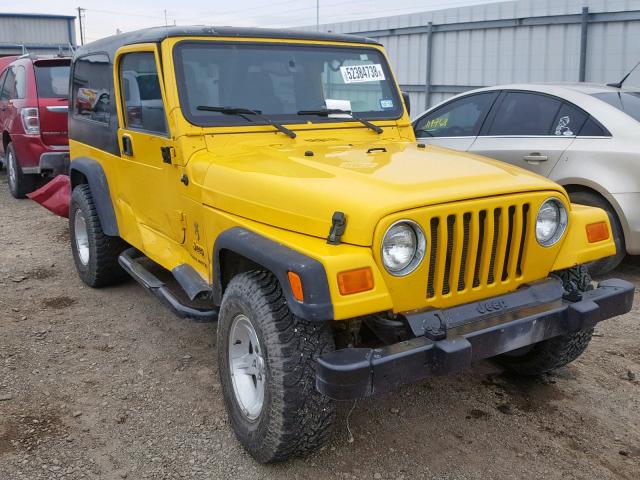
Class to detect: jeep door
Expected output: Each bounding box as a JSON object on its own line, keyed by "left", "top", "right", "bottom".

{"left": 114, "top": 47, "right": 185, "bottom": 244}
{"left": 469, "top": 91, "right": 578, "bottom": 177}
{"left": 413, "top": 92, "right": 498, "bottom": 151}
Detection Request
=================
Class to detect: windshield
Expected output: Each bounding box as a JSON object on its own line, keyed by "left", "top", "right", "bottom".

{"left": 592, "top": 92, "right": 640, "bottom": 123}
{"left": 174, "top": 41, "right": 403, "bottom": 127}
{"left": 34, "top": 63, "right": 70, "bottom": 99}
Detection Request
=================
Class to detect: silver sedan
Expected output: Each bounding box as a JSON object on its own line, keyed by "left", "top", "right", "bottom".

{"left": 412, "top": 83, "right": 640, "bottom": 274}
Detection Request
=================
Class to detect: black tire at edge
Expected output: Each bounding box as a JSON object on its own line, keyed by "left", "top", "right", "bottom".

{"left": 69, "top": 184, "right": 128, "bottom": 287}
{"left": 217, "top": 270, "right": 336, "bottom": 463}
{"left": 495, "top": 265, "right": 595, "bottom": 376}
{"left": 6, "top": 143, "right": 38, "bottom": 199}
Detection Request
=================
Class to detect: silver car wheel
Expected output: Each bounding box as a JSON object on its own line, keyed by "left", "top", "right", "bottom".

{"left": 228, "top": 314, "right": 266, "bottom": 420}
{"left": 74, "top": 208, "right": 90, "bottom": 266}
{"left": 7, "top": 150, "right": 17, "bottom": 190}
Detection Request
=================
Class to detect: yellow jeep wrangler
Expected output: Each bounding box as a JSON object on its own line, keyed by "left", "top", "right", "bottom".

{"left": 67, "top": 26, "right": 634, "bottom": 462}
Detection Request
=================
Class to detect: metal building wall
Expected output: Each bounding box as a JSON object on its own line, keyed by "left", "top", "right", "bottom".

{"left": 312, "top": 0, "right": 640, "bottom": 113}
{"left": 0, "top": 13, "right": 76, "bottom": 56}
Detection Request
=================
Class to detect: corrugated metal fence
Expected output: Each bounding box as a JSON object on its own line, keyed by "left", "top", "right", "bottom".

{"left": 314, "top": 0, "right": 640, "bottom": 112}
{"left": 0, "top": 13, "right": 76, "bottom": 56}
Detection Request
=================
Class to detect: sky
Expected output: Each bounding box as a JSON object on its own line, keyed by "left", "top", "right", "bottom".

{"left": 0, "top": 0, "right": 499, "bottom": 43}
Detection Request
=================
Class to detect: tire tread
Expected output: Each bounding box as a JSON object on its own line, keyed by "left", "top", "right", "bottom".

{"left": 70, "top": 184, "right": 127, "bottom": 287}
{"left": 218, "top": 271, "right": 335, "bottom": 463}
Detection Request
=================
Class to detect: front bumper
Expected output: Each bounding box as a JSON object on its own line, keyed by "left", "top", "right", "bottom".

{"left": 316, "top": 278, "right": 634, "bottom": 400}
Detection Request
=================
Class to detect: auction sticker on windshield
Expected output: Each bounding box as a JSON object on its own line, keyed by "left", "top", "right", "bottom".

{"left": 340, "top": 64, "right": 386, "bottom": 83}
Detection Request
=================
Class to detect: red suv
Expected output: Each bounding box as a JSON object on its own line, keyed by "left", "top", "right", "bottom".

{"left": 0, "top": 54, "right": 70, "bottom": 198}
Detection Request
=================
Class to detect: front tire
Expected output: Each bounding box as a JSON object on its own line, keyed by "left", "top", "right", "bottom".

{"left": 69, "top": 184, "right": 128, "bottom": 287}
{"left": 217, "top": 271, "right": 336, "bottom": 463}
{"left": 6, "top": 143, "right": 38, "bottom": 199}
{"left": 495, "top": 265, "right": 594, "bottom": 376}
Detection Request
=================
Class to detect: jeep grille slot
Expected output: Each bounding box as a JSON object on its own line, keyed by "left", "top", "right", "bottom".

{"left": 457, "top": 213, "right": 472, "bottom": 291}
{"left": 427, "top": 218, "right": 439, "bottom": 298}
{"left": 472, "top": 210, "right": 487, "bottom": 288}
{"left": 487, "top": 209, "right": 501, "bottom": 284}
{"left": 442, "top": 215, "right": 455, "bottom": 295}
{"left": 423, "top": 201, "right": 531, "bottom": 302}
{"left": 502, "top": 206, "right": 516, "bottom": 281}
{"left": 516, "top": 204, "right": 529, "bottom": 277}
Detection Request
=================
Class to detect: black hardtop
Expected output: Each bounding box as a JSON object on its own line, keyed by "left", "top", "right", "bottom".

{"left": 74, "top": 25, "right": 380, "bottom": 59}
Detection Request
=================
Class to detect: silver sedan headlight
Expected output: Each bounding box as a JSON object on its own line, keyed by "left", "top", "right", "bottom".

{"left": 381, "top": 220, "right": 426, "bottom": 276}
{"left": 536, "top": 198, "right": 568, "bottom": 247}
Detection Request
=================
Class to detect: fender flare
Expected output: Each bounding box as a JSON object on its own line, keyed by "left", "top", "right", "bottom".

{"left": 213, "top": 227, "right": 334, "bottom": 321}
{"left": 69, "top": 157, "right": 120, "bottom": 237}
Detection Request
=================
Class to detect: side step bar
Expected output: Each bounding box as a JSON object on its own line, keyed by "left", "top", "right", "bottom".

{"left": 118, "top": 248, "right": 218, "bottom": 323}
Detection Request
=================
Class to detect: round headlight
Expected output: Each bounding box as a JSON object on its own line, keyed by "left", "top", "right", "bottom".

{"left": 536, "top": 198, "right": 568, "bottom": 247}
{"left": 381, "top": 220, "right": 426, "bottom": 276}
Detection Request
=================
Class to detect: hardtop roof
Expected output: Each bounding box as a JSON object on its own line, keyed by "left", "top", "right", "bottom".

{"left": 75, "top": 25, "right": 381, "bottom": 60}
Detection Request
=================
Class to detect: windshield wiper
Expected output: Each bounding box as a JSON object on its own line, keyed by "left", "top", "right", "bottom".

{"left": 297, "top": 108, "right": 383, "bottom": 134}
{"left": 196, "top": 105, "right": 296, "bottom": 139}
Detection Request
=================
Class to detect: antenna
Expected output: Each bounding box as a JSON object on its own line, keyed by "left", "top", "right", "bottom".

{"left": 77, "top": 7, "right": 86, "bottom": 45}
{"left": 607, "top": 61, "right": 640, "bottom": 89}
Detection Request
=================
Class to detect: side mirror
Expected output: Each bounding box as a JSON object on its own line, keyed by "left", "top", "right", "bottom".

{"left": 401, "top": 91, "right": 411, "bottom": 116}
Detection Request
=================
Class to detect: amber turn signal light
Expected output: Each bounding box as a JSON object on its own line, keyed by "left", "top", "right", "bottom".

{"left": 586, "top": 221, "right": 610, "bottom": 243}
{"left": 287, "top": 271, "right": 304, "bottom": 302}
{"left": 337, "top": 267, "right": 374, "bottom": 295}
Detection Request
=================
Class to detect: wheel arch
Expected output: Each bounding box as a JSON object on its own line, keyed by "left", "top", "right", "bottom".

{"left": 559, "top": 179, "right": 629, "bottom": 249}
{"left": 69, "top": 157, "right": 120, "bottom": 237}
{"left": 212, "top": 227, "right": 334, "bottom": 321}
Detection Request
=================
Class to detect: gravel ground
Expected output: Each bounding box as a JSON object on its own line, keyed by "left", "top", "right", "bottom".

{"left": 1, "top": 170, "right": 639, "bottom": 480}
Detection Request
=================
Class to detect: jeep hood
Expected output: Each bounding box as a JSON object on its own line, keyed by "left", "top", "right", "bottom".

{"left": 196, "top": 142, "right": 565, "bottom": 246}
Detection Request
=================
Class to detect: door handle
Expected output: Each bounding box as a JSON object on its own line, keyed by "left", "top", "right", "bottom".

{"left": 523, "top": 153, "right": 548, "bottom": 163}
{"left": 121, "top": 135, "right": 133, "bottom": 156}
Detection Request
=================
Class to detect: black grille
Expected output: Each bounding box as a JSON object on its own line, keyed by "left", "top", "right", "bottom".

{"left": 426, "top": 203, "right": 529, "bottom": 299}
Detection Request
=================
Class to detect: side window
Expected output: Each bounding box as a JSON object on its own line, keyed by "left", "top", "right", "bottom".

{"left": 488, "top": 92, "right": 562, "bottom": 136}
{"left": 551, "top": 103, "right": 588, "bottom": 137}
{"left": 579, "top": 117, "right": 610, "bottom": 137}
{"left": 15, "top": 66, "right": 26, "bottom": 99}
{"left": 72, "top": 54, "right": 112, "bottom": 124}
{"left": 414, "top": 93, "right": 497, "bottom": 138}
{"left": 1, "top": 68, "right": 16, "bottom": 100}
{"left": 119, "top": 52, "right": 167, "bottom": 135}
{"left": 0, "top": 70, "right": 7, "bottom": 99}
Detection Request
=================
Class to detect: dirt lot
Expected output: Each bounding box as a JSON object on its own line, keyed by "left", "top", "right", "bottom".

{"left": 0, "top": 171, "right": 639, "bottom": 480}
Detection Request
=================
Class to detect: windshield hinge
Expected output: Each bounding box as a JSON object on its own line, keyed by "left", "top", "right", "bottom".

{"left": 327, "top": 211, "right": 347, "bottom": 245}
{"left": 161, "top": 146, "right": 175, "bottom": 165}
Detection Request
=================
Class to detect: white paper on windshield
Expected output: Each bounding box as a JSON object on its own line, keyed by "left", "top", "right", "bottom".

{"left": 325, "top": 99, "right": 352, "bottom": 118}
{"left": 340, "top": 64, "right": 385, "bottom": 84}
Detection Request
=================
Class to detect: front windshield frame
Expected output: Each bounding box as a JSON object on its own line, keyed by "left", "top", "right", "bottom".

{"left": 172, "top": 40, "right": 404, "bottom": 128}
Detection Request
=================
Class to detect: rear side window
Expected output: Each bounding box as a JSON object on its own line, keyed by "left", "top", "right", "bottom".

{"left": 488, "top": 92, "right": 562, "bottom": 136}
{"left": 0, "top": 70, "right": 7, "bottom": 99}
{"left": 72, "top": 54, "right": 111, "bottom": 124}
{"left": 1, "top": 68, "right": 16, "bottom": 100}
{"left": 414, "top": 92, "right": 497, "bottom": 138}
{"left": 119, "top": 52, "right": 167, "bottom": 135}
{"left": 15, "top": 66, "right": 26, "bottom": 99}
{"left": 579, "top": 117, "right": 610, "bottom": 136}
{"left": 551, "top": 103, "right": 588, "bottom": 137}
{"left": 34, "top": 63, "right": 69, "bottom": 99}
{"left": 592, "top": 92, "right": 640, "bottom": 123}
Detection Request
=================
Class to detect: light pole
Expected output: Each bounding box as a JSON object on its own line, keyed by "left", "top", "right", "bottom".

{"left": 316, "top": 0, "right": 319, "bottom": 31}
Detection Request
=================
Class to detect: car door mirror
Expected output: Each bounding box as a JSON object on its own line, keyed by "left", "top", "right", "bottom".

{"left": 401, "top": 92, "right": 411, "bottom": 116}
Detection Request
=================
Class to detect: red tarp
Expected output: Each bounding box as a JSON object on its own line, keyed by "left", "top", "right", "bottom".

{"left": 27, "top": 174, "right": 71, "bottom": 218}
